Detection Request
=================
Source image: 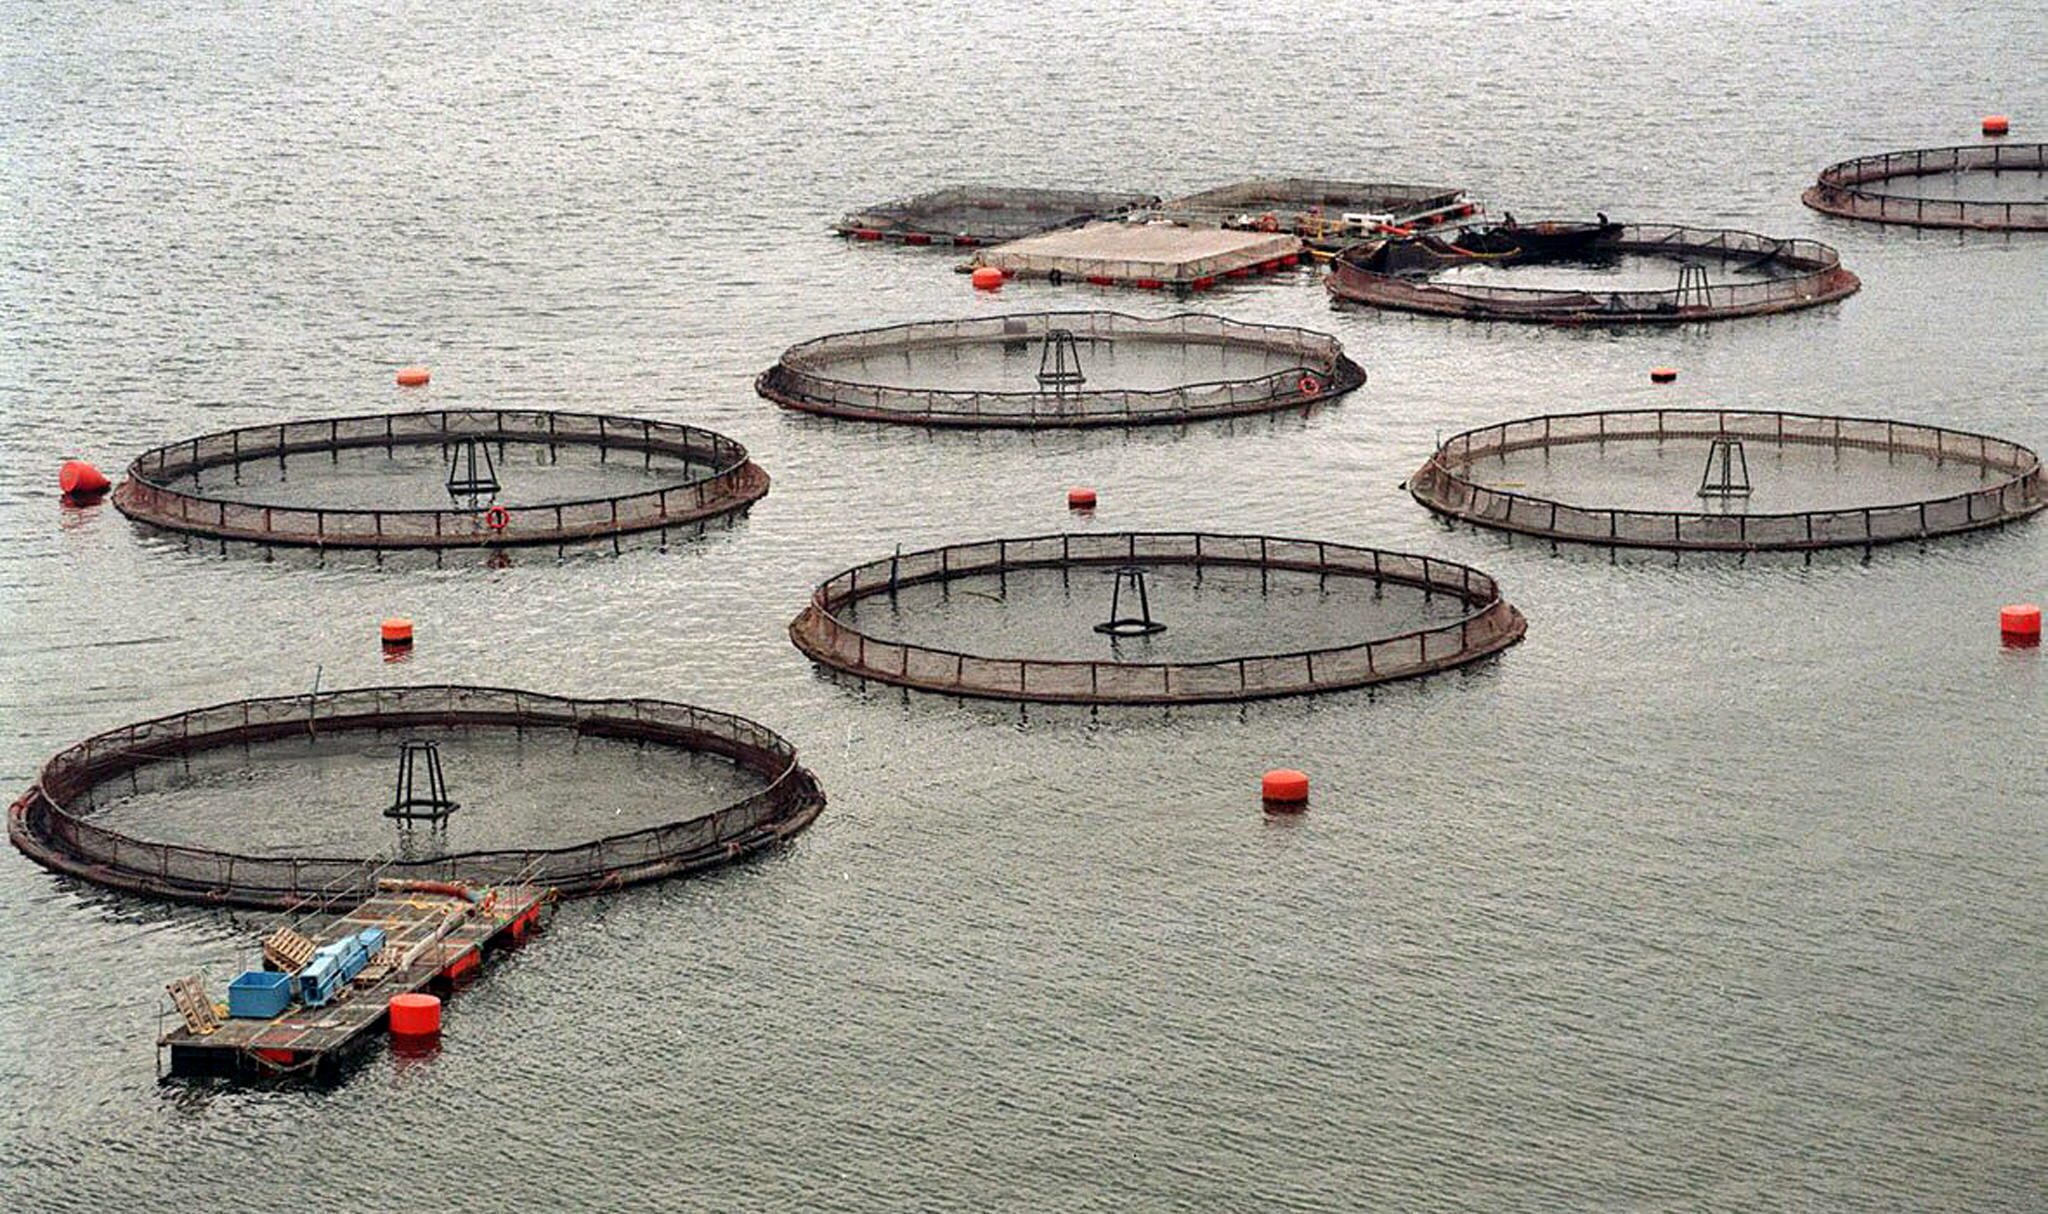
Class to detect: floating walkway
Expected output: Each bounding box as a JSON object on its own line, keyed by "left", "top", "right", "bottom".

{"left": 158, "top": 879, "right": 550, "bottom": 1081}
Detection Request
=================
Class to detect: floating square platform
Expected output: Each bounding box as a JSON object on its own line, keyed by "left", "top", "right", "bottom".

{"left": 971, "top": 223, "right": 1304, "bottom": 290}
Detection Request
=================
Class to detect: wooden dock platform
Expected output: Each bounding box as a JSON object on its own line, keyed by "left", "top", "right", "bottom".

{"left": 970, "top": 222, "right": 1302, "bottom": 290}
{"left": 159, "top": 879, "right": 551, "bottom": 1081}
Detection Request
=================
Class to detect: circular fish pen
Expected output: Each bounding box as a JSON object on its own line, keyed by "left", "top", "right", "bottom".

{"left": 788, "top": 531, "right": 1526, "bottom": 705}
{"left": 1326, "top": 223, "right": 1859, "bottom": 324}
{"left": 1409, "top": 409, "right": 2046, "bottom": 551}
{"left": 1802, "top": 143, "right": 2048, "bottom": 231}
{"left": 755, "top": 311, "right": 1366, "bottom": 428}
{"left": 6, "top": 686, "right": 827, "bottom": 909}
{"left": 112, "top": 410, "right": 770, "bottom": 549}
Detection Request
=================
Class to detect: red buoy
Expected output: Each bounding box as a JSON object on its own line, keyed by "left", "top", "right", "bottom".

{"left": 2001, "top": 603, "right": 2041, "bottom": 646}
{"left": 380, "top": 618, "right": 414, "bottom": 647}
{"left": 388, "top": 992, "right": 442, "bottom": 1037}
{"left": 1983, "top": 115, "right": 2011, "bottom": 137}
{"left": 59, "top": 460, "right": 111, "bottom": 500}
{"left": 1067, "top": 487, "right": 1097, "bottom": 510}
{"left": 1262, "top": 769, "right": 1309, "bottom": 810}
{"left": 1650, "top": 367, "right": 1678, "bottom": 384}
{"left": 970, "top": 266, "right": 1004, "bottom": 290}
{"left": 395, "top": 367, "right": 431, "bottom": 387}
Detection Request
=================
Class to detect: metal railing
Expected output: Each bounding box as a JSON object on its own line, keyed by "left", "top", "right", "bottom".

{"left": 113, "top": 409, "right": 768, "bottom": 549}
{"left": 1804, "top": 143, "right": 2048, "bottom": 231}
{"left": 789, "top": 531, "right": 1525, "bottom": 704}
{"left": 1409, "top": 409, "right": 2047, "bottom": 551}
{"left": 1328, "top": 224, "right": 1857, "bottom": 322}
{"left": 761, "top": 312, "right": 1363, "bottom": 427}
{"left": 8, "top": 686, "right": 826, "bottom": 908}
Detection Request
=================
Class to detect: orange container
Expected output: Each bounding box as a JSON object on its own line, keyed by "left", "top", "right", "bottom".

{"left": 1262, "top": 769, "right": 1310, "bottom": 807}
{"left": 388, "top": 992, "right": 442, "bottom": 1037}
{"left": 2001, "top": 603, "right": 2041, "bottom": 644}
{"left": 59, "top": 460, "right": 111, "bottom": 499}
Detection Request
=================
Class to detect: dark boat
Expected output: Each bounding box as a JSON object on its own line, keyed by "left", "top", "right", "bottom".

{"left": 1452, "top": 213, "right": 1623, "bottom": 260}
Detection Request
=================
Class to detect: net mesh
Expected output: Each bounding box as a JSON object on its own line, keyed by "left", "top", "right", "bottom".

{"left": 759, "top": 311, "right": 1365, "bottom": 427}
{"left": 112, "top": 410, "right": 767, "bottom": 549}
{"left": 8, "top": 686, "right": 826, "bottom": 908}
{"left": 788, "top": 532, "right": 1524, "bottom": 704}
{"left": 1328, "top": 224, "right": 1858, "bottom": 322}
{"left": 836, "top": 186, "right": 1159, "bottom": 244}
{"left": 1159, "top": 177, "right": 1466, "bottom": 226}
{"left": 1804, "top": 143, "right": 2048, "bottom": 231}
{"left": 1410, "top": 409, "right": 2047, "bottom": 550}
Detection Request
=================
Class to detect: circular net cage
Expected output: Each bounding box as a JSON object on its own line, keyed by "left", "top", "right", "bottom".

{"left": 1409, "top": 409, "right": 2047, "bottom": 551}
{"left": 833, "top": 186, "right": 1160, "bottom": 246}
{"left": 789, "top": 531, "right": 1526, "bottom": 705}
{"left": 1803, "top": 143, "right": 2048, "bottom": 231}
{"left": 7, "top": 686, "right": 827, "bottom": 909}
{"left": 756, "top": 311, "right": 1367, "bottom": 428}
{"left": 112, "top": 409, "right": 770, "bottom": 550}
{"left": 1327, "top": 223, "right": 1859, "bottom": 324}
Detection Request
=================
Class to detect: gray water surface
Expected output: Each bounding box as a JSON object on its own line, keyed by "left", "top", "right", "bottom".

{"left": 3, "top": 2, "right": 2045, "bottom": 1211}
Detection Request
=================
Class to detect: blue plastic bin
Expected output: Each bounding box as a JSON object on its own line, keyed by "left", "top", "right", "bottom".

{"left": 227, "top": 970, "right": 294, "bottom": 1019}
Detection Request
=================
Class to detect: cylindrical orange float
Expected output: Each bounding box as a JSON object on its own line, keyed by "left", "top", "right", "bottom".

{"left": 1067, "top": 487, "right": 1097, "bottom": 510}
{"left": 59, "top": 460, "right": 111, "bottom": 499}
{"left": 970, "top": 266, "right": 1004, "bottom": 291}
{"left": 395, "top": 367, "right": 431, "bottom": 387}
{"left": 380, "top": 618, "right": 414, "bottom": 646}
{"left": 1650, "top": 367, "right": 1678, "bottom": 384}
{"left": 1983, "top": 115, "right": 2010, "bottom": 137}
{"left": 2001, "top": 603, "right": 2041, "bottom": 645}
{"left": 1262, "top": 769, "right": 1309, "bottom": 809}
{"left": 388, "top": 992, "right": 442, "bottom": 1036}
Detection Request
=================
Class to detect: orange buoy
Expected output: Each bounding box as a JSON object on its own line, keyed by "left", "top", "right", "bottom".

{"left": 2001, "top": 603, "right": 2041, "bottom": 645}
{"left": 395, "top": 367, "right": 431, "bottom": 387}
{"left": 1261, "top": 769, "right": 1309, "bottom": 809}
{"left": 1983, "top": 115, "right": 2010, "bottom": 137}
{"left": 970, "top": 266, "right": 1004, "bottom": 290}
{"left": 1067, "top": 487, "right": 1097, "bottom": 510}
{"left": 59, "top": 460, "right": 111, "bottom": 500}
{"left": 388, "top": 992, "right": 442, "bottom": 1037}
{"left": 380, "top": 617, "right": 414, "bottom": 646}
{"left": 1650, "top": 367, "right": 1678, "bottom": 384}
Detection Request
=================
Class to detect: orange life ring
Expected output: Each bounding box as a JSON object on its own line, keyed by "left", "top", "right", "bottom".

{"left": 484, "top": 504, "right": 509, "bottom": 531}
{"left": 1298, "top": 374, "right": 1323, "bottom": 397}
